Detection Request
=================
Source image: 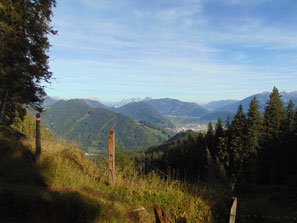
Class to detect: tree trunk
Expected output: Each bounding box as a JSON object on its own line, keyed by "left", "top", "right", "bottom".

{"left": 0, "top": 90, "right": 9, "bottom": 124}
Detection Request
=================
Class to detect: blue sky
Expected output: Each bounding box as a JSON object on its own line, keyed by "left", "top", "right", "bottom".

{"left": 46, "top": 0, "right": 297, "bottom": 103}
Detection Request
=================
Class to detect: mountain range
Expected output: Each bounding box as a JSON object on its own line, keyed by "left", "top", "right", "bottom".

{"left": 44, "top": 90, "right": 297, "bottom": 125}
{"left": 203, "top": 91, "right": 297, "bottom": 113}
{"left": 146, "top": 98, "right": 210, "bottom": 118}
{"left": 103, "top": 97, "right": 148, "bottom": 108}
{"left": 201, "top": 99, "right": 239, "bottom": 111}
{"left": 40, "top": 90, "right": 297, "bottom": 151}
{"left": 112, "top": 101, "right": 174, "bottom": 128}
{"left": 42, "top": 99, "right": 174, "bottom": 151}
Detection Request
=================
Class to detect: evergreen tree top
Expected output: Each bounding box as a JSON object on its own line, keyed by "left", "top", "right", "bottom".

{"left": 264, "top": 87, "right": 285, "bottom": 139}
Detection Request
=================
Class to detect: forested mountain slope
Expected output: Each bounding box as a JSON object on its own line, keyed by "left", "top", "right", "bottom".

{"left": 114, "top": 102, "right": 175, "bottom": 128}
{"left": 146, "top": 98, "right": 210, "bottom": 117}
{"left": 42, "top": 99, "right": 174, "bottom": 151}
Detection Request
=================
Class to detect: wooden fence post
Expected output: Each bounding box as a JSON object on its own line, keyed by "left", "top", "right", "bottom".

{"left": 108, "top": 129, "right": 115, "bottom": 186}
{"left": 229, "top": 197, "right": 238, "bottom": 223}
{"left": 35, "top": 113, "right": 41, "bottom": 165}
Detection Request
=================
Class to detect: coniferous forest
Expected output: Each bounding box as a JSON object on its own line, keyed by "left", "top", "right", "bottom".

{"left": 146, "top": 87, "right": 297, "bottom": 193}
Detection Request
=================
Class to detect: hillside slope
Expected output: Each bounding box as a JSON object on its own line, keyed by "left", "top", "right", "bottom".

{"left": 147, "top": 98, "right": 210, "bottom": 117}
{"left": 0, "top": 124, "right": 213, "bottom": 222}
{"left": 202, "top": 100, "right": 239, "bottom": 111}
{"left": 115, "top": 102, "right": 175, "bottom": 128}
{"left": 42, "top": 99, "right": 174, "bottom": 151}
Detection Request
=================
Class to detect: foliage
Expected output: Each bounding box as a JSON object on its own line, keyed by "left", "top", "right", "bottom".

{"left": 0, "top": 0, "right": 56, "bottom": 124}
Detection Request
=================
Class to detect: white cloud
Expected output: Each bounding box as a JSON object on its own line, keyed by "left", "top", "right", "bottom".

{"left": 48, "top": 0, "right": 297, "bottom": 101}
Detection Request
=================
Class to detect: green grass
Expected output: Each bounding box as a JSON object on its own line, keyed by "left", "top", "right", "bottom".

{"left": 0, "top": 126, "right": 104, "bottom": 223}
{"left": 0, "top": 123, "right": 214, "bottom": 222}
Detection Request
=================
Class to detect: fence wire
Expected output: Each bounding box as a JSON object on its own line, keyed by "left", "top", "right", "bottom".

{"left": 142, "top": 159, "right": 169, "bottom": 178}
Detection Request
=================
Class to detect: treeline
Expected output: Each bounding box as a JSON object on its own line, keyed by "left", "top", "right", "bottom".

{"left": 145, "top": 87, "right": 297, "bottom": 190}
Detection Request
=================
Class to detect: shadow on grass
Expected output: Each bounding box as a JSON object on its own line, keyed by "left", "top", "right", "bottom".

{"left": 0, "top": 134, "right": 102, "bottom": 223}
{"left": 0, "top": 185, "right": 102, "bottom": 223}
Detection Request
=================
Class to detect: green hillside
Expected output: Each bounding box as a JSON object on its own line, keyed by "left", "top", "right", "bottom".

{"left": 0, "top": 123, "right": 213, "bottom": 223}
{"left": 115, "top": 102, "right": 175, "bottom": 128}
{"left": 42, "top": 99, "right": 174, "bottom": 151}
{"left": 147, "top": 98, "right": 210, "bottom": 117}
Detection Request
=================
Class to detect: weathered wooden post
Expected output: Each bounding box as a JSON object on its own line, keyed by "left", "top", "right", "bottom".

{"left": 108, "top": 129, "right": 115, "bottom": 186}
{"left": 35, "top": 113, "right": 41, "bottom": 165}
{"left": 229, "top": 197, "right": 238, "bottom": 223}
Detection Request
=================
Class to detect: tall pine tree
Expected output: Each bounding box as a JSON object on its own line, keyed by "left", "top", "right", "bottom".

{"left": 283, "top": 100, "right": 295, "bottom": 135}
{"left": 245, "top": 97, "right": 262, "bottom": 183}
{"left": 246, "top": 97, "right": 262, "bottom": 157}
{"left": 215, "top": 116, "right": 224, "bottom": 139}
{"left": 263, "top": 87, "right": 285, "bottom": 144}
{"left": 206, "top": 121, "right": 215, "bottom": 155}
{"left": 262, "top": 87, "right": 286, "bottom": 184}
{"left": 214, "top": 116, "right": 225, "bottom": 158}
{"left": 228, "top": 104, "right": 247, "bottom": 186}
{"left": 281, "top": 100, "right": 296, "bottom": 179}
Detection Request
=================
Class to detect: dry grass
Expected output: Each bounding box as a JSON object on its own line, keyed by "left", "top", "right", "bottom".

{"left": 1, "top": 120, "right": 214, "bottom": 222}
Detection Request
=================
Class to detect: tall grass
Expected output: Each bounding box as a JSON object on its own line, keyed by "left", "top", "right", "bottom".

{"left": 33, "top": 137, "right": 213, "bottom": 222}
{"left": 1, "top": 115, "right": 215, "bottom": 222}
{"left": 17, "top": 118, "right": 214, "bottom": 222}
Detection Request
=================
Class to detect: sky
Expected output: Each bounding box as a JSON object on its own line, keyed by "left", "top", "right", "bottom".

{"left": 46, "top": 0, "right": 297, "bottom": 103}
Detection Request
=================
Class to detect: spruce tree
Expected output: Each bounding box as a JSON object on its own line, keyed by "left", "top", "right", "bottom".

{"left": 245, "top": 97, "right": 262, "bottom": 183}
{"left": 263, "top": 87, "right": 285, "bottom": 143}
{"left": 262, "top": 87, "right": 286, "bottom": 184}
{"left": 206, "top": 121, "right": 214, "bottom": 136}
{"left": 216, "top": 135, "right": 229, "bottom": 177}
{"left": 246, "top": 97, "right": 262, "bottom": 157}
{"left": 214, "top": 116, "right": 225, "bottom": 158}
{"left": 228, "top": 104, "right": 247, "bottom": 183}
{"left": 283, "top": 100, "right": 295, "bottom": 135}
{"left": 293, "top": 107, "right": 297, "bottom": 176}
{"left": 282, "top": 100, "right": 296, "bottom": 178}
{"left": 206, "top": 121, "right": 215, "bottom": 157}
{"left": 215, "top": 116, "right": 224, "bottom": 139}
{"left": 225, "top": 113, "right": 231, "bottom": 130}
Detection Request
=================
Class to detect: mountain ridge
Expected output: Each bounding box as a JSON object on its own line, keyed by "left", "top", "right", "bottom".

{"left": 44, "top": 90, "right": 297, "bottom": 124}
{"left": 113, "top": 101, "right": 175, "bottom": 128}
{"left": 146, "top": 98, "right": 210, "bottom": 117}
{"left": 42, "top": 99, "right": 174, "bottom": 151}
{"left": 213, "top": 91, "right": 297, "bottom": 113}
